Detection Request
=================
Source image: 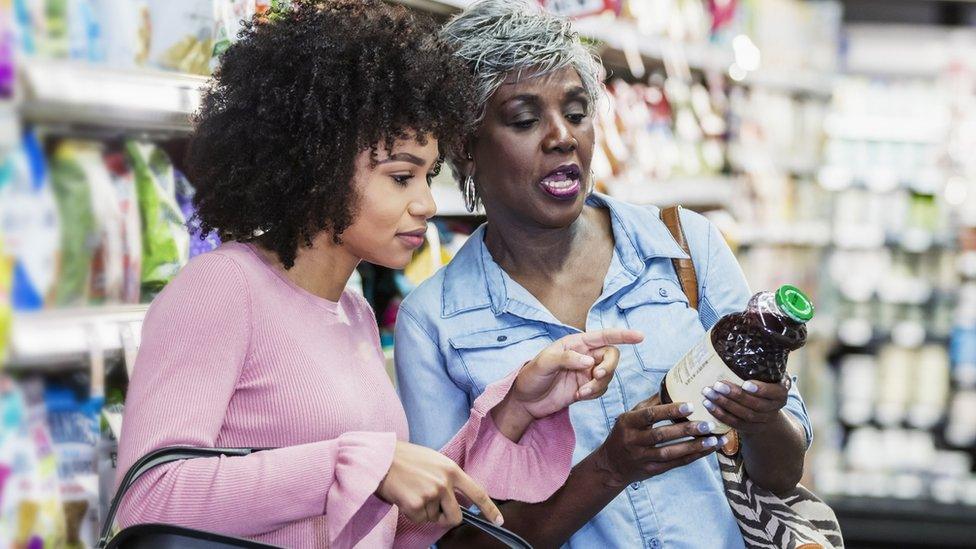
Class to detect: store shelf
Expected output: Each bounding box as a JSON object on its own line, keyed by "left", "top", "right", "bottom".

{"left": 6, "top": 305, "right": 147, "bottom": 370}
{"left": 572, "top": 16, "right": 732, "bottom": 74}
{"left": 828, "top": 497, "right": 976, "bottom": 548}
{"left": 823, "top": 114, "right": 946, "bottom": 144}
{"left": 389, "top": 0, "right": 469, "bottom": 15}
{"left": 739, "top": 220, "right": 832, "bottom": 247}
{"left": 743, "top": 69, "right": 834, "bottom": 99}
{"left": 608, "top": 176, "right": 742, "bottom": 208}
{"left": 19, "top": 60, "right": 206, "bottom": 134}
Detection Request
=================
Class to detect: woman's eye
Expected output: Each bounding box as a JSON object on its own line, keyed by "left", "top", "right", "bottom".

{"left": 567, "top": 113, "right": 587, "bottom": 124}
{"left": 392, "top": 174, "right": 412, "bottom": 185}
{"left": 512, "top": 119, "right": 537, "bottom": 129}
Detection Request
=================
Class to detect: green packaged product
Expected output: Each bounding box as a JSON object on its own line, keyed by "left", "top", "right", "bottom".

{"left": 125, "top": 141, "right": 188, "bottom": 300}
{"left": 48, "top": 141, "right": 97, "bottom": 307}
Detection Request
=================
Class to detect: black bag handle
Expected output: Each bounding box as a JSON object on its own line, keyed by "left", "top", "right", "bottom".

{"left": 99, "top": 446, "right": 531, "bottom": 549}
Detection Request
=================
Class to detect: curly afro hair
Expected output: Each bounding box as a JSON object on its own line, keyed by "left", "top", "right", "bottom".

{"left": 187, "top": 0, "right": 474, "bottom": 268}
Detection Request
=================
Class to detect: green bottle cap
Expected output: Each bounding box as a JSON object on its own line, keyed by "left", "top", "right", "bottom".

{"left": 775, "top": 284, "right": 814, "bottom": 323}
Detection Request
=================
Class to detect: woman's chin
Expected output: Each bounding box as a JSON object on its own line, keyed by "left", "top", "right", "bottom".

{"left": 368, "top": 252, "right": 413, "bottom": 271}
{"left": 531, "top": 198, "right": 587, "bottom": 228}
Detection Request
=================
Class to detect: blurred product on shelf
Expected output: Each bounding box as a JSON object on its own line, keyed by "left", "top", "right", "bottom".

{"left": 0, "top": 0, "right": 13, "bottom": 97}
{"left": 0, "top": 131, "right": 59, "bottom": 311}
{"left": 8, "top": 0, "right": 275, "bottom": 75}
{"left": 44, "top": 383, "right": 102, "bottom": 548}
{"left": 0, "top": 236, "right": 9, "bottom": 360}
{"left": 0, "top": 373, "right": 117, "bottom": 549}
{"left": 124, "top": 140, "right": 188, "bottom": 300}
{"left": 0, "top": 132, "right": 215, "bottom": 312}
{"left": 0, "top": 377, "right": 69, "bottom": 549}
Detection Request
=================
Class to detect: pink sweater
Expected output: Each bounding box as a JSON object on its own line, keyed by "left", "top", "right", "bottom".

{"left": 116, "top": 242, "right": 575, "bottom": 548}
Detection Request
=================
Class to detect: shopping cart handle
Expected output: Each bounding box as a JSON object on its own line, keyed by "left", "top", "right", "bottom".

{"left": 99, "top": 446, "right": 533, "bottom": 549}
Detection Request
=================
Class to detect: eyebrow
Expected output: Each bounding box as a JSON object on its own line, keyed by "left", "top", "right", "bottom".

{"left": 378, "top": 153, "right": 426, "bottom": 166}
{"left": 565, "top": 86, "right": 588, "bottom": 100}
{"left": 502, "top": 86, "right": 590, "bottom": 107}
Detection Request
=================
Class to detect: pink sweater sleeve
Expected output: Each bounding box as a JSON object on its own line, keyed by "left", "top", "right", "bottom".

{"left": 115, "top": 253, "right": 396, "bottom": 544}
{"left": 393, "top": 368, "right": 576, "bottom": 548}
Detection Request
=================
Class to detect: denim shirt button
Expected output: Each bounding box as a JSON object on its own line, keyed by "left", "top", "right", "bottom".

{"left": 648, "top": 537, "right": 661, "bottom": 549}
{"left": 630, "top": 482, "right": 640, "bottom": 490}
{"left": 496, "top": 335, "right": 507, "bottom": 342}
{"left": 658, "top": 287, "right": 669, "bottom": 298}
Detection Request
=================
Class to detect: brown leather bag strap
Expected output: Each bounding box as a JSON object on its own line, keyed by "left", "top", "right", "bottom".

{"left": 661, "top": 205, "right": 741, "bottom": 458}
{"left": 660, "top": 205, "right": 699, "bottom": 310}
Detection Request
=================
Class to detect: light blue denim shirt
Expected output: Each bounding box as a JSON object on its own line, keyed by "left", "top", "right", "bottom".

{"left": 395, "top": 193, "right": 813, "bottom": 549}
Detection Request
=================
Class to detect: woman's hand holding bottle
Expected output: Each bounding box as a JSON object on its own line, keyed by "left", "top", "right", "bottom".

{"left": 594, "top": 395, "right": 725, "bottom": 488}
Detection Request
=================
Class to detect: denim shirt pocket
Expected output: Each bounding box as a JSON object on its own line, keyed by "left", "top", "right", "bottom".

{"left": 449, "top": 324, "right": 552, "bottom": 394}
{"left": 617, "top": 277, "right": 705, "bottom": 373}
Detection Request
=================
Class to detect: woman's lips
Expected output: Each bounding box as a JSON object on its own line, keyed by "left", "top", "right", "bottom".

{"left": 396, "top": 230, "right": 426, "bottom": 249}
{"left": 538, "top": 164, "right": 582, "bottom": 199}
{"left": 539, "top": 176, "right": 581, "bottom": 199}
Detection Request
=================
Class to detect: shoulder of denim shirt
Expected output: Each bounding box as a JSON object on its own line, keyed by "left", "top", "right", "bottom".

{"left": 398, "top": 223, "right": 493, "bottom": 327}
{"left": 587, "top": 193, "right": 718, "bottom": 266}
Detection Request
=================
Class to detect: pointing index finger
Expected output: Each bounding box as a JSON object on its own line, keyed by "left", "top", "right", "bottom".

{"left": 576, "top": 328, "right": 644, "bottom": 350}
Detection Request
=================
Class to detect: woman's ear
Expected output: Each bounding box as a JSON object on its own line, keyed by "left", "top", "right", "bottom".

{"left": 456, "top": 140, "right": 476, "bottom": 179}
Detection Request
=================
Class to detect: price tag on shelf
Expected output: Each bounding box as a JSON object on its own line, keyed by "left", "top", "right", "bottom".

{"left": 88, "top": 323, "right": 106, "bottom": 399}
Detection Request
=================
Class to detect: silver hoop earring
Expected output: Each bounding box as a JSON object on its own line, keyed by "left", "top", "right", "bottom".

{"left": 463, "top": 175, "right": 477, "bottom": 213}
{"left": 464, "top": 175, "right": 478, "bottom": 213}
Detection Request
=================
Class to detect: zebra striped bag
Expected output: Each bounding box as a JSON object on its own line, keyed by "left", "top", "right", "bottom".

{"left": 717, "top": 442, "right": 844, "bottom": 548}
{"left": 660, "top": 206, "right": 844, "bottom": 549}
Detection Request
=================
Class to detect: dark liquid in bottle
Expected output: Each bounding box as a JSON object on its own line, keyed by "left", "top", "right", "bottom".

{"left": 709, "top": 308, "right": 807, "bottom": 384}
{"left": 660, "top": 290, "right": 809, "bottom": 410}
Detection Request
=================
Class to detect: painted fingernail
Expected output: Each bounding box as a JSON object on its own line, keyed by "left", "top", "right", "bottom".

{"left": 743, "top": 381, "right": 759, "bottom": 393}
{"left": 713, "top": 382, "right": 731, "bottom": 395}
{"left": 580, "top": 386, "right": 592, "bottom": 397}
{"left": 595, "top": 368, "right": 606, "bottom": 378}
{"left": 702, "top": 399, "right": 715, "bottom": 411}
{"left": 697, "top": 421, "right": 714, "bottom": 434}
{"left": 581, "top": 355, "right": 596, "bottom": 366}
{"left": 678, "top": 402, "right": 695, "bottom": 415}
{"left": 702, "top": 387, "right": 717, "bottom": 399}
{"left": 494, "top": 515, "right": 505, "bottom": 526}
{"left": 702, "top": 436, "right": 718, "bottom": 448}
{"left": 719, "top": 436, "right": 729, "bottom": 446}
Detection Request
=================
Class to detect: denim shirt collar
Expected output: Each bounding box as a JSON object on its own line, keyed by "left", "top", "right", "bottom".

{"left": 440, "top": 193, "right": 689, "bottom": 318}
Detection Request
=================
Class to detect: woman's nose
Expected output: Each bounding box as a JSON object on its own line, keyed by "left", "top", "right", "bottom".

{"left": 409, "top": 183, "right": 438, "bottom": 219}
{"left": 543, "top": 118, "right": 578, "bottom": 154}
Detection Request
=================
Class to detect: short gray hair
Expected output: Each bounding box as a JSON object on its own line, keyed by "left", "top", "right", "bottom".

{"left": 440, "top": 0, "right": 603, "bottom": 182}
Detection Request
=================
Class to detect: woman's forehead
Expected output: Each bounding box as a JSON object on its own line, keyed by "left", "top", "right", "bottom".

{"left": 368, "top": 136, "right": 439, "bottom": 164}
{"left": 494, "top": 67, "right": 584, "bottom": 101}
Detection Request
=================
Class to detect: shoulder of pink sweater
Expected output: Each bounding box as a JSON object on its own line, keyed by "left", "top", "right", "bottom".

{"left": 142, "top": 249, "right": 254, "bottom": 351}
{"left": 155, "top": 249, "right": 252, "bottom": 306}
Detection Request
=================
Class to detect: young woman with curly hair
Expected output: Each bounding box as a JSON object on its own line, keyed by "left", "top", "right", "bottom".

{"left": 114, "top": 2, "right": 643, "bottom": 547}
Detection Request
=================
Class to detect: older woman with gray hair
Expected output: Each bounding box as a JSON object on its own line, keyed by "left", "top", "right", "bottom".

{"left": 395, "top": 1, "right": 814, "bottom": 547}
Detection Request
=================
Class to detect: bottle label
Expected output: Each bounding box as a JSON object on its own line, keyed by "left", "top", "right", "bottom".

{"left": 664, "top": 328, "right": 746, "bottom": 433}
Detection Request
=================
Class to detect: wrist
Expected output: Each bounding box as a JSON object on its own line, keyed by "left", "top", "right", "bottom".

{"left": 739, "top": 410, "right": 791, "bottom": 445}
{"left": 588, "top": 445, "right": 629, "bottom": 490}
{"left": 491, "top": 393, "right": 535, "bottom": 443}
